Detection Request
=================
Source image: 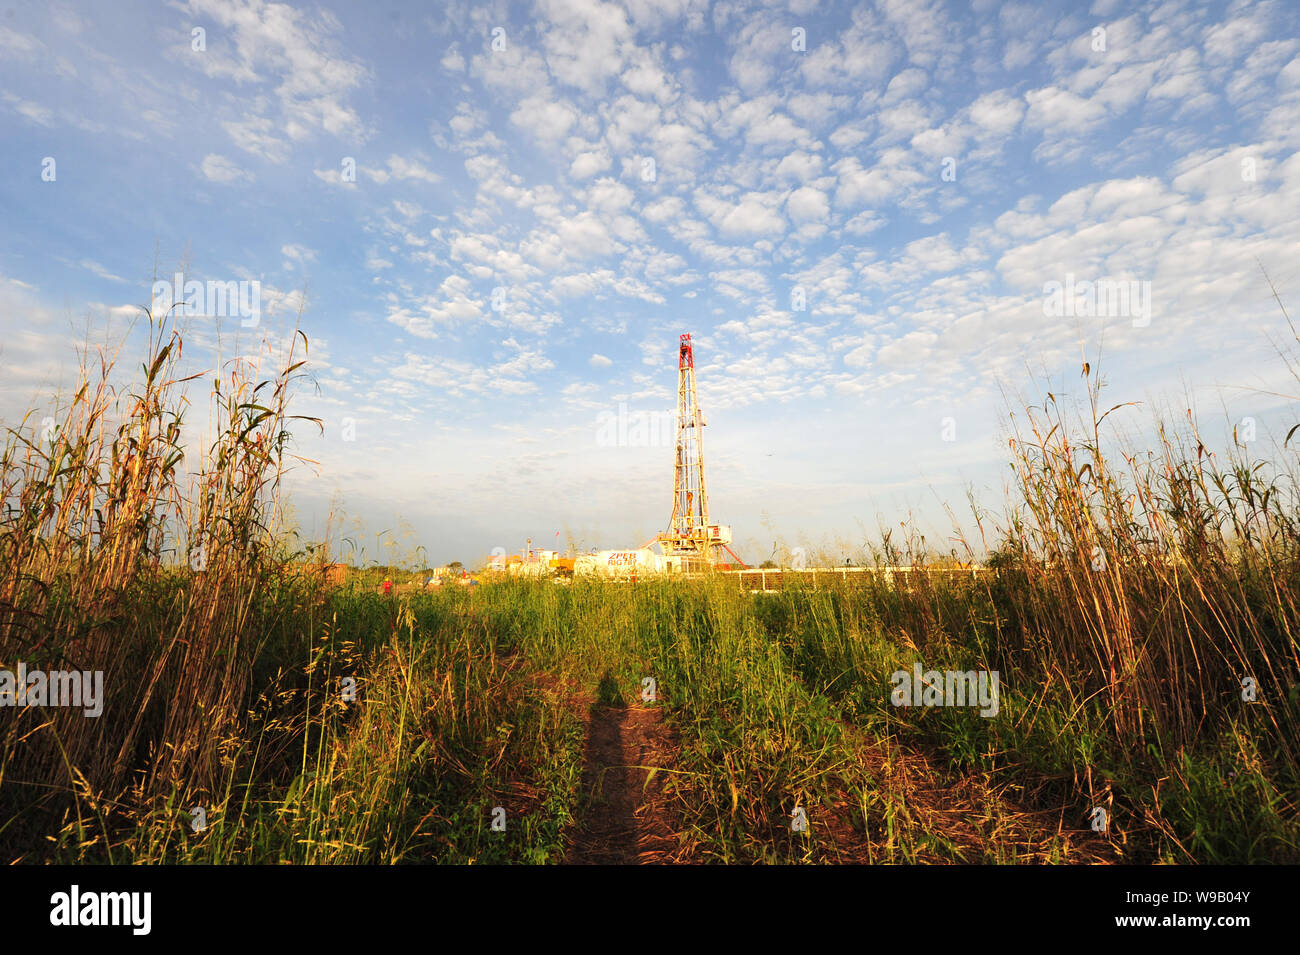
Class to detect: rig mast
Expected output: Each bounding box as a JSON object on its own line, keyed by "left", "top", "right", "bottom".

{"left": 668, "top": 333, "right": 710, "bottom": 564}
{"left": 651, "top": 333, "right": 740, "bottom": 570}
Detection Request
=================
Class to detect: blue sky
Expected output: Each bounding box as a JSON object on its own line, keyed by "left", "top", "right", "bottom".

{"left": 2, "top": 0, "right": 1299, "bottom": 566}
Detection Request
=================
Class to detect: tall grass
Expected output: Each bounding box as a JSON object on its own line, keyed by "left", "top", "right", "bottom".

{"left": 1, "top": 292, "right": 1297, "bottom": 863}
{"left": 0, "top": 305, "right": 317, "bottom": 847}
{"left": 995, "top": 367, "right": 1300, "bottom": 762}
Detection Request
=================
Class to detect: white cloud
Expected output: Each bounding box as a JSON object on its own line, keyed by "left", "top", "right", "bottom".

{"left": 366, "top": 155, "right": 442, "bottom": 185}
{"left": 510, "top": 94, "right": 579, "bottom": 142}
{"left": 570, "top": 146, "right": 613, "bottom": 178}
{"left": 441, "top": 46, "right": 466, "bottom": 71}
{"left": 695, "top": 189, "right": 787, "bottom": 237}
{"left": 786, "top": 186, "right": 830, "bottom": 224}
{"left": 833, "top": 153, "right": 924, "bottom": 208}
{"left": 0, "top": 26, "right": 44, "bottom": 57}
{"left": 282, "top": 243, "right": 317, "bottom": 267}
{"left": 184, "top": 0, "right": 368, "bottom": 142}
{"left": 6, "top": 0, "right": 1300, "bottom": 564}
{"left": 968, "top": 89, "right": 1024, "bottom": 136}
{"left": 1024, "top": 85, "right": 1108, "bottom": 132}
{"left": 2, "top": 93, "right": 54, "bottom": 126}
{"left": 200, "top": 153, "right": 252, "bottom": 183}
{"left": 537, "top": 0, "right": 634, "bottom": 96}
{"left": 313, "top": 167, "right": 356, "bottom": 188}
{"left": 222, "top": 116, "right": 290, "bottom": 164}
{"left": 79, "top": 260, "right": 127, "bottom": 283}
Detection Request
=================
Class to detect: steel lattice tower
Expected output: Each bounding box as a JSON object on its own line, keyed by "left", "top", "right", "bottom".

{"left": 666, "top": 333, "right": 712, "bottom": 564}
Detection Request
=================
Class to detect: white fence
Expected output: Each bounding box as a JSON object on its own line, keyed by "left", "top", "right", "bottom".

{"left": 719, "top": 565, "right": 986, "bottom": 592}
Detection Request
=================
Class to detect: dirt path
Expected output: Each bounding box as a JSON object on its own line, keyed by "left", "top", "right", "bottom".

{"left": 809, "top": 726, "right": 1120, "bottom": 864}
{"left": 565, "top": 702, "right": 689, "bottom": 864}
{"left": 561, "top": 695, "right": 1115, "bottom": 863}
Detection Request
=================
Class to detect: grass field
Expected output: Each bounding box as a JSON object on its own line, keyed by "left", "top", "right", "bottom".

{"left": 1, "top": 313, "right": 1297, "bottom": 864}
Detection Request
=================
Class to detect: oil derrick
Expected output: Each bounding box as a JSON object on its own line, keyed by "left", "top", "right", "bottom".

{"left": 654, "top": 333, "right": 738, "bottom": 571}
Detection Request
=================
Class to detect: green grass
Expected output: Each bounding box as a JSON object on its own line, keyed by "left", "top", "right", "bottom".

{"left": 5, "top": 571, "right": 1297, "bottom": 864}
{"left": 3, "top": 300, "right": 1298, "bottom": 864}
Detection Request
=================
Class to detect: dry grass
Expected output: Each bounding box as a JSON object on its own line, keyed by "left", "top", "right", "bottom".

{"left": 0, "top": 301, "right": 318, "bottom": 838}
{"left": 1, "top": 284, "right": 1297, "bottom": 864}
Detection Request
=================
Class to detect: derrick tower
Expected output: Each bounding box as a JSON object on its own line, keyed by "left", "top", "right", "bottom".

{"left": 668, "top": 333, "right": 710, "bottom": 563}
{"left": 652, "top": 333, "right": 741, "bottom": 570}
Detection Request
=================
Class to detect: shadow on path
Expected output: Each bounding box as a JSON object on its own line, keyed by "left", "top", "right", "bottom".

{"left": 566, "top": 672, "right": 682, "bottom": 864}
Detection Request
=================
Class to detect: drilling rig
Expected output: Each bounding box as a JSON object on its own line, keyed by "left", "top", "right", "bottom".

{"left": 649, "top": 333, "right": 745, "bottom": 572}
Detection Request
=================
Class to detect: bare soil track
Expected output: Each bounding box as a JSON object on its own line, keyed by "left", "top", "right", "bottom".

{"left": 816, "top": 732, "right": 1120, "bottom": 863}
{"left": 560, "top": 698, "right": 1116, "bottom": 864}
{"left": 565, "top": 701, "right": 691, "bottom": 864}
